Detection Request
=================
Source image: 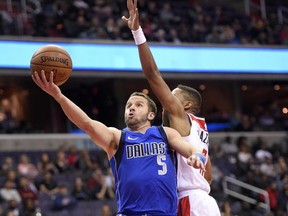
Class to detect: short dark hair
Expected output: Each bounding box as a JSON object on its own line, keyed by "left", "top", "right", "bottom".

{"left": 177, "top": 84, "right": 202, "bottom": 114}
{"left": 130, "top": 92, "right": 157, "bottom": 114}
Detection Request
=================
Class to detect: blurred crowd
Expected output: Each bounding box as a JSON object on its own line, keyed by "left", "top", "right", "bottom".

{"left": 0, "top": 0, "right": 288, "bottom": 45}
{"left": 0, "top": 145, "right": 116, "bottom": 216}
{"left": 210, "top": 135, "right": 288, "bottom": 216}
{"left": 0, "top": 135, "right": 287, "bottom": 216}
{"left": 205, "top": 99, "right": 288, "bottom": 132}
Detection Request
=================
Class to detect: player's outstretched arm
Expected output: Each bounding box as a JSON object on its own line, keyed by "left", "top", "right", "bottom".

{"left": 122, "top": 0, "right": 186, "bottom": 127}
{"left": 164, "top": 127, "right": 205, "bottom": 170}
{"left": 32, "top": 70, "right": 118, "bottom": 156}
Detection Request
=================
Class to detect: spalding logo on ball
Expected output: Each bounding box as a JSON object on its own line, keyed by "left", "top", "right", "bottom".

{"left": 30, "top": 45, "right": 73, "bottom": 86}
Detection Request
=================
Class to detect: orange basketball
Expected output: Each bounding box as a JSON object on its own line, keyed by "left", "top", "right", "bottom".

{"left": 30, "top": 45, "right": 73, "bottom": 86}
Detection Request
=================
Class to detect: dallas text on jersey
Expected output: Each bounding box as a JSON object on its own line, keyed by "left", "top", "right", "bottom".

{"left": 126, "top": 142, "right": 166, "bottom": 159}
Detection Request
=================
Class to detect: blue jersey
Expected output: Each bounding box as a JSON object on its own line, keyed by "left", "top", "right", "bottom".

{"left": 110, "top": 126, "right": 177, "bottom": 216}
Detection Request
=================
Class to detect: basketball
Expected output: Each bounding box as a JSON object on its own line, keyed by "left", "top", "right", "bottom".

{"left": 30, "top": 45, "right": 73, "bottom": 86}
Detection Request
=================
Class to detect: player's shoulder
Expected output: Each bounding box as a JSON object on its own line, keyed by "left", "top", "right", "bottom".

{"left": 162, "top": 126, "right": 183, "bottom": 141}
{"left": 187, "top": 113, "right": 207, "bottom": 130}
{"left": 162, "top": 125, "right": 177, "bottom": 134}
{"left": 109, "top": 127, "right": 122, "bottom": 138}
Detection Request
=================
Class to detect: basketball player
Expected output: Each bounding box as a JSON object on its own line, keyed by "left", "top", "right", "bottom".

{"left": 32, "top": 70, "right": 205, "bottom": 215}
{"left": 122, "top": 0, "right": 221, "bottom": 215}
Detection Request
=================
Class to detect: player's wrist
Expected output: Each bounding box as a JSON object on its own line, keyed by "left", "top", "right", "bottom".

{"left": 193, "top": 153, "right": 206, "bottom": 164}
{"left": 131, "top": 26, "right": 146, "bottom": 45}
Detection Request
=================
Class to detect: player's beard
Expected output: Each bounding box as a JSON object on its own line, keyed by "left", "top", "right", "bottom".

{"left": 125, "top": 113, "right": 149, "bottom": 130}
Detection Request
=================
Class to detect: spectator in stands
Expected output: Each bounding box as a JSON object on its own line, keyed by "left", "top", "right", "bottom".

{"left": 264, "top": 180, "right": 279, "bottom": 213}
{"left": 77, "top": 149, "right": 97, "bottom": 178}
{"left": 220, "top": 136, "right": 238, "bottom": 155}
{"left": 37, "top": 152, "right": 58, "bottom": 175}
{"left": 259, "top": 156, "right": 276, "bottom": 178}
{"left": 3, "top": 199, "right": 21, "bottom": 216}
{"left": 236, "top": 136, "right": 253, "bottom": 176}
{"left": 103, "top": 168, "right": 114, "bottom": 195}
{"left": 100, "top": 203, "right": 113, "bottom": 216}
{"left": 35, "top": 171, "right": 58, "bottom": 196}
{"left": 51, "top": 184, "right": 77, "bottom": 211}
{"left": 252, "top": 136, "right": 270, "bottom": 158}
{"left": 65, "top": 145, "right": 80, "bottom": 170}
{"left": 54, "top": 149, "right": 70, "bottom": 173}
{"left": 3, "top": 170, "right": 19, "bottom": 189}
{"left": 0, "top": 0, "right": 287, "bottom": 46}
{"left": 0, "top": 180, "right": 21, "bottom": 204}
{"left": 22, "top": 198, "right": 39, "bottom": 216}
{"left": 71, "top": 176, "right": 89, "bottom": 201}
{"left": 18, "top": 176, "right": 38, "bottom": 215}
{"left": 87, "top": 168, "right": 104, "bottom": 199}
{"left": 18, "top": 176, "right": 38, "bottom": 202}
{"left": 277, "top": 180, "right": 288, "bottom": 214}
{"left": 17, "top": 154, "right": 39, "bottom": 179}
{"left": 275, "top": 156, "right": 288, "bottom": 176}
{"left": 87, "top": 168, "right": 114, "bottom": 200}
{"left": 1, "top": 157, "right": 16, "bottom": 175}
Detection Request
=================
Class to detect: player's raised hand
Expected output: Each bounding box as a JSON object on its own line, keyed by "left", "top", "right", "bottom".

{"left": 32, "top": 70, "right": 61, "bottom": 97}
{"left": 122, "top": 0, "right": 139, "bottom": 30}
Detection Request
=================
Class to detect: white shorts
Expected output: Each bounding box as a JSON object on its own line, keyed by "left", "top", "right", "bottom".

{"left": 178, "top": 190, "right": 221, "bottom": 216}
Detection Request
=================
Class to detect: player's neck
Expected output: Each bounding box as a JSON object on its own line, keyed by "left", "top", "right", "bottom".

{"left": 128, "top": 123, "right": 151, "bottom": 133}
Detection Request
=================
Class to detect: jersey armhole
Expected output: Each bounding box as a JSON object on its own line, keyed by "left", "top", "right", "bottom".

{"left": 114, "top": 130, "right": 126, "bottom": 169}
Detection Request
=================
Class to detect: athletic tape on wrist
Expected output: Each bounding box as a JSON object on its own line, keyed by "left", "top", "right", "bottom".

{"left": 193, "top": 153, "right": 206, "bottom": 164}
{"left": 131, "top": 26, "right": 146, "bottom": 45}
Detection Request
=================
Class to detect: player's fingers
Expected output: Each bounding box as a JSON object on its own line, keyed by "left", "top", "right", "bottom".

{"left": 31, "top": 71, "right": 39, "bottom": 83}
{"left": 49, "top": 71, "right": 54, "bottom": 84}
{"left": 32, "top": 71, "right": 38, "bottom": 80}
{"left": 195, "top": 157, "right": 205, "bottom": 171}
{"left": 187, "top": 155, "right": 196, "bottom": 166}
{"left": 32, "top": 71, "right": 42, "bottom": 83}
{"left": 200, "top": 161, "right": 206, "bottom": 172}
{"left": 41, "top": 70, "right": 49, "bottom": 87}
{"left": 32, "top": 71, "right": 45, "bottom": 87}
{"left": 40, "top": 70, "right": 49, "bottom": 85}
{"left": 187, "top": 155, "right": 206, "bottom": 171}
{"left": 127, "top": 0, "right": 133, "bottom": 10}
{"left": 122, "top": 16, "right": 128, "bottom": 23}
{"left": 197, "top": 158, "right": 206, "bottom": 171}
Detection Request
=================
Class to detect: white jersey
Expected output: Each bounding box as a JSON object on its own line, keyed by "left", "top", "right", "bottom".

{"left": 177, "top": 113, "right": 210, "bottom": 197}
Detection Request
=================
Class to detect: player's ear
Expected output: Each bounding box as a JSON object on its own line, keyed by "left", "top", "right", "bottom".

{"left": 184, "top": 101, "right": 193, "bottom": 110}
{"left": 148, "top": 112, "right": 155, "bottom": 121}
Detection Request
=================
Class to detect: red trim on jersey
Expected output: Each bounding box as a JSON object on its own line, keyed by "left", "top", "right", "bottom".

{"left": 187, "top": 113, "right": 207, "bottom": 130}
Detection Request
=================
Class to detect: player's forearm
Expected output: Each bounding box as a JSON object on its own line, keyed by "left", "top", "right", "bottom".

{"left": 54, "top": 93, "right": 93, "bottom": 132}
{"left": 183, "top": 143, "right": 199, "bottom": 158}
{"left": 131, "top": 27, "right": 160, "bottom": 79}
{"left": 138, "top": 43, "right": 160, "bottom": 79}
